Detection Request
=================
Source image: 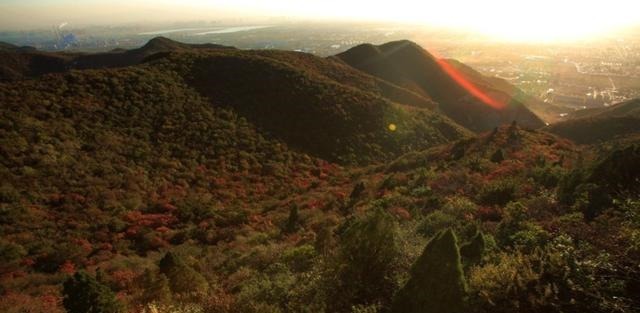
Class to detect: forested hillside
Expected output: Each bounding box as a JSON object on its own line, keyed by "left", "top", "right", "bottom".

{"left": 1, "top": 38, "right": 639, "bottom": 313}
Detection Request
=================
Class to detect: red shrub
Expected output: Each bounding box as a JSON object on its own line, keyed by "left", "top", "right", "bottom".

{"left": 476, "top": 206, "right": 503, "bottom": 222}
{"left": 58, "top": 260, "right": 76, "bottom": 275}
{"left": 390, "top": 207, "right": 412, "bottom": 220}
{"left": 161, "top": 203, "right": 177, "bottom": 212}
{"left": 111, "top": 269, "right": 138, "bottom": 290}
{"left": 99, "top": 243, "right": 113, "bottom": 251}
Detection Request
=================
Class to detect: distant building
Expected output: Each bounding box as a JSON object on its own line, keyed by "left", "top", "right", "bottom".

{"left": 60, "top": 33, "right": 77, "bottom": 49}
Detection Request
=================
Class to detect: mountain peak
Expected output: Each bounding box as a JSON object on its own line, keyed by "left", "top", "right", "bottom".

{"left": 338, "top": 40, "right": 434, "bottom": 67}
{"left": 141, "top": 36, "right": 185, "bottom": 51}
{"left": 337, "top": 40, "right": 545, "bottom": 132}
{"left": 337, "top": 43, "right": 381, "bottom": 63}
{"left": 378, "top": 40, "right": 422, "bottom": 52}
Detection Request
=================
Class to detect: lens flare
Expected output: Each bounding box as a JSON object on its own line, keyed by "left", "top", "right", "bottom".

{"left": 435, "top": 59, "right": 507, "bottom": 110}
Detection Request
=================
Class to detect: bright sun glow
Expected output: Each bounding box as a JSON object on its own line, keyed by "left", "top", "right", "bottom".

{"left": 205, "top": 0, "right": 640, "bottom": 42}
{"left": 1, "top": 0, "right": 639, "bottom": 41}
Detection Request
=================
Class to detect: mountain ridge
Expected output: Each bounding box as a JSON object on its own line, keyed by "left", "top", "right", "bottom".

{"left": 336, "top": 40, "right": 546, "bottom": 132}
{"left": 547, "top": 99, "right": 640, "bottom": 144}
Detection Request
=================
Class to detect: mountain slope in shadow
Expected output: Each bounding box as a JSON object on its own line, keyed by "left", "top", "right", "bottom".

{"left": 336, "top": 40, "right": 546, "bottom": 132}
{"left": 547, "top": 99, "right": 640, "bottom": 144}
{"left": 154, "top": 49, "right": 471, "bottom": 164}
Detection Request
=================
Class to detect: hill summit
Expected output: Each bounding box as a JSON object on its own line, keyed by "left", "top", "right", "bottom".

{"left": 337, "top": 40, "right": 545, "bottom": 132}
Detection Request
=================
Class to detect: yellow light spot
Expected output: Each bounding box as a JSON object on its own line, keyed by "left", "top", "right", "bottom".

{"left": 388, "top": 123, "right": 397, "bottom": 132}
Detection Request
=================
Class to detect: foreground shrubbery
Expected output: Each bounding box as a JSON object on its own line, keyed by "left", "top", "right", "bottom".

{"left": 1, "top": 69, "right": 639, "bottom": 313}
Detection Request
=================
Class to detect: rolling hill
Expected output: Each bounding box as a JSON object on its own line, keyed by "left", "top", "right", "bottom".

{"left": 70, "top": 37, "right": 235, "bottom": 70}
{"left": 156, "top": 50, "right": 470, "bottom": 163}
{"left": 547, "top": 99, "right": 640, "bottom": 144}
{"left": 0, "top": 37, "right": 233, "bottom": 81}
{"left": 335, "top": 40, "right": 546, "bottom": 132}
{"left": 0, "top": 48, "right": 70, "bottom": 81}
{"left": 0, "top": 37, "right": 472, "bottom": 164}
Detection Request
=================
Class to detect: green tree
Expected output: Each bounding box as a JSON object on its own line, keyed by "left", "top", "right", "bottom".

{"left": 62, "top": 271, "right": 124, "bottom": 313}
{"left": 328, "top": 209, "right": 400, "bottom": 312}
{"left": 159, "top": 252, "right": 209, "bottom": 296}
{"left": 391, "top": 229, "right": 467, "bottom": 313}
{"left": 139, "top": 269, "right": 172, "bottom": 305}
{"left": 314, "top": 221, "right": 335, "bottom": 255}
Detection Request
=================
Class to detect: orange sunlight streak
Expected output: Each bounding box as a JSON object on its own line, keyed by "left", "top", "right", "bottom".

{"left": 435, "top": 59, "right": 507, "bottom": 110}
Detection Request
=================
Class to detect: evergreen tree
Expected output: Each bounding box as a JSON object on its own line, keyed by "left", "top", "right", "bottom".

{"left": 460, "top": 230, "right": 486, "bottom": 268}
{"left": 62, "top": 271, "right": 124, "bottom": 313}
{"left": 349, "top": 181, "right": 366, "bottom": 200}
{"left": 159, "top": 252, "right": 209, "bottom": 296}
{"left": 283, "top": 205, "right": 300, "bottom": 234}
{"left": 490, "top": 149, "right": 505, "bottom": 163}
{"left": 391, "top": 229, "right": 467, "bottom": 313}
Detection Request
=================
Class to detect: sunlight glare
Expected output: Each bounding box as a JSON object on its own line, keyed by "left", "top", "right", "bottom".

{"left": 203, "top": 0, "right": 640, "bottom": 42}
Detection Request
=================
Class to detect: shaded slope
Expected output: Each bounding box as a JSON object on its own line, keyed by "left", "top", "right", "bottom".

{"left": 254, "top": 50, "right": 438, "bottom": 110}
{"left": 155, "top": 50, "right": 471, "bottom": 164}
{"left": 0, "top": 50, "right": 71, "bottom": 81}
{"left": 0, "top": 41, "right": 37, "bottom": 52}
{"left": 336, "top": 40, "right": 545, "bottom": 132}
{"left": 547, "top": 99, "right": 640, "bottom": 144}
{"left": 0, "top": 42, "right": 17, "bottom": 50}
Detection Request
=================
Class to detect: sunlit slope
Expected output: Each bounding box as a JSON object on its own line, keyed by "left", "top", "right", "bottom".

{"left": 336, "top": 40, "right": 546, "bottom": 132}
{"left": 0, "top": 66, "right": 320, "bottom": 207}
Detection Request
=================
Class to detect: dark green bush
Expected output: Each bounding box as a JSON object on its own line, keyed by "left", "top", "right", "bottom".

{"left": 478, "top": 179, "right": 517, "bottom": 207}
{"left": 63, "top": 271, "right": 124, "bottom": 313}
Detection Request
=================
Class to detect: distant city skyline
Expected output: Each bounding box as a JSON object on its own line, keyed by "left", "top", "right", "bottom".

{"left": 1, "top": 0, "right": 639, "bottom": 42}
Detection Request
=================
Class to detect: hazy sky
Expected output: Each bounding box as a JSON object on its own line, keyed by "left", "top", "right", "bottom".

{"left": 1, "top": 0, "right": 639, "bottom": 40}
